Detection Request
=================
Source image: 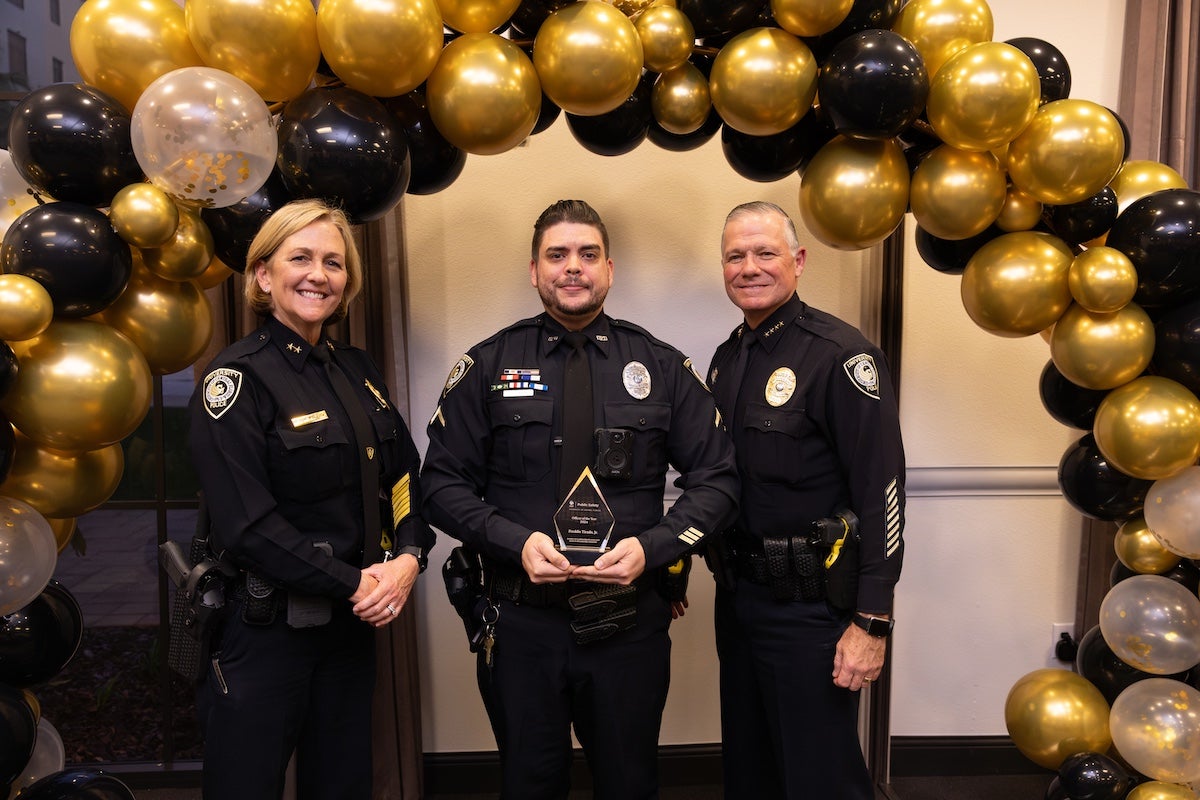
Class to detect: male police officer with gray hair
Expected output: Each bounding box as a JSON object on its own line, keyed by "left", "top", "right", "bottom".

{"left": 708, "top": 201, "right": 905, "bottom": 799}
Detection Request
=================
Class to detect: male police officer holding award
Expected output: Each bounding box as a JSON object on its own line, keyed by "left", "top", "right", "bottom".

{"left": 707, "top": 201, "right": 905, "bottom": 799}
{"left": 422, "top": 199, "right": 738, "bottom": 800}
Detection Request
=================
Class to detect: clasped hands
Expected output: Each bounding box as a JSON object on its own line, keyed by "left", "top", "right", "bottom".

{"left": 349, "top": 552, "right": 422, "bottom": 627}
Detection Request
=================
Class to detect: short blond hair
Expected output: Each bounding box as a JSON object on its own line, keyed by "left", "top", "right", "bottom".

{"left": 244, "top": 199, "right": 362, "bottom": 324}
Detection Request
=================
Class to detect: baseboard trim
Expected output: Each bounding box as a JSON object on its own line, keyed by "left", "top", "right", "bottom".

{"left": 889, "top": 736, "right": 1051, "bottom": 777}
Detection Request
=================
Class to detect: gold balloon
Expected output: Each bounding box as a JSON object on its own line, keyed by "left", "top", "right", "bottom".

{"left": 635, "top": 5, "right": 696, "bottom": 73}
{"left": 47, "top": 516, "right": 78, "bottom": 555}
{"left": 1008, "top": 99, "right": 1126, "bottom": 205}
{"left": 141, "top": 205, "right": 215, "bottom": 283}
{"left": 317, "top": 0, "right": 443, "bottom": 98}
{"left": 892, "top": 0, "right": 994, "bottom": 79}
{"left": 534, "top": 1, "right": 645, "bottom": 116}
{"left": 1109, "top": 160, "right": 1189, "bottom": 215}
{"left": 799, "top": 137, "right": 909, "bottom": 250}
{"left": 108, "top": 183, "right": 179, "bottom": 249}
{"left": 651, "top": 64, "right": 711, "bottom": 135}
{"left": 771, "top": 0, "right": 853, "bottom": 37}
{"left": 2, "top": 319, "right": 152, "bottom": 453}
{"left": 1068, "top": 246, "right": 1138, "bottom": 313}
{"left": 1127, "top": 783, "right": 1199, "bottom": 800}
{"left": 709, "top": 27, "right": 817, "bottom": 136}
{"left": 1050, "top": 302, "right": 1154, "bottom": 390}
{"left": 926, "top": 42, "right": 1040, "bottom": 152}
{"left": 70, "top": 0, "right": 204, "bottom": 113}
{"left": 0, "top": 274, "right": 54, "bottom": 342}
{"left": 1116, "top": 516, "right": 1182, "bottom": 575}
{"left": 1004, "top": 668, "right": 1111, "bottom": 770}
{"left": 185, "top": 0, "right": 319, "bottom": 103}
{"left": 0, "top": 433, "right": 124, "bottom": 519}
{"left": 909, "top": 145, "right": 1006, "bottom": 240}
{"left": 1094, "top": 377, "right": 1200, "bottom": 481}
{"left": 98, "top": 266, "right": 213, "bottom": 376}
{"left": 428, "top": 33, "right": 542, "bottom": 156}
{"left": 438, "top": 0, "right": 524, "bottom": 33}
{"left": 960, "top": 231, "right": 1074, "bottom": 337}
{"left": 995, "top": 186, "right": 1042, "bottom": 232}
{"left": 196, "top": 256, "right": 235, "bottom": 290}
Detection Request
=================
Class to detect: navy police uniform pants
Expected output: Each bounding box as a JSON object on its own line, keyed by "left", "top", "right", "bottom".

{"left": 478, "top": 586, "right": 672, "bottom": 800}
{"left": 198, "top": 603, "right": 375, "bottom": 800}
{"left": 715, "top": 580, "right": 874, "bottom": 800}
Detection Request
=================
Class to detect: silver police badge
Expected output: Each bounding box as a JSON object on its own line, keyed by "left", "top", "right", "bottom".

{"left": 843, "top": 353, "right": 880, "bottom": 399}
{"left": 623, "top": 361, "right": 651, "bottom": 399}
{"left": 203, "top": 368, "right": 243, "bottom": 420}
{"left": 442, "top": 354, "right": 474, "bottom": 397}
{"left": 765, "top": 367, "right": 796, "bottom": 407}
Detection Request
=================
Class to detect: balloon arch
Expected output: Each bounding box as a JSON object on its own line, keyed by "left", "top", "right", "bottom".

{"left": 3, "top": 0, "right": 1200, "bottom": 797}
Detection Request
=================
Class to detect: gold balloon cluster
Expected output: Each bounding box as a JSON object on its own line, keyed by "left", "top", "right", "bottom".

{"left": 1004, "top": 668, "right": 1111, "bottom": 770}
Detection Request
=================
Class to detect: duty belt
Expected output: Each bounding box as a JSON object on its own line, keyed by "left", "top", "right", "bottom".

{"left": 731, "top": 533, "right": 826, "bottom": 603}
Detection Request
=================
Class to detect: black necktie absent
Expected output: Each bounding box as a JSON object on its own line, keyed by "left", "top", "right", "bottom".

{"left": 560, "top": 331, "right": 594, "bottom": 500}
{"left": 311, "top": 343, "right": 384, "bottom": 566}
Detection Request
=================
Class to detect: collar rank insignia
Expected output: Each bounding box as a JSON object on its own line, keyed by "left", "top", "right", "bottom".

{"left": 203, "top": 368, "right": 243, "bottom": 420}
{"left": 286, "top": 343, "right": 302, "bottom": 354}
{"left": 843, "top": 353, "right": 880, "bottom": 399}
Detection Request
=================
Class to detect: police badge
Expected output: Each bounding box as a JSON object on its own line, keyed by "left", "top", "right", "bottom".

{"left": 623, "top": 361, "right": 651, "bottom": 399}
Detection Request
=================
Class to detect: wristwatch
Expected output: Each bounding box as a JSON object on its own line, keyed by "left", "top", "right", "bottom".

{"left": 852, "top": 613, "right": 894, "bottom": 638}
{"left": 397, "top": 546, "right": 428, "bottom": 573}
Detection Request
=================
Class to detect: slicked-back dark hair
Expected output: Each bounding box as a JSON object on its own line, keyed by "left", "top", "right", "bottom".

{"left": 531, "top": 199, "right": 610, "bottom": 260}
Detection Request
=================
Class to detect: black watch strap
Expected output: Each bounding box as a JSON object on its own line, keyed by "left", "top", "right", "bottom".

{"left": 397, "top": 546, "right": 428, "bottom": 573}
{"left": 852, "top": 613, "right": 894, "bottom": 638}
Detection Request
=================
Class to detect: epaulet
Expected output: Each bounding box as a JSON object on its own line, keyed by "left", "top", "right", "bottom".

{"left": 214, "top": 327, "right": 272, "bottom": 361}
{"left": 474, "top": 315, "right": 543, "bottom": 349}
{"left": 794, "top": 306, "right": 865, "bottom": 349}
{"left": 610, "top": 317, "right": 673, "bottom": 351}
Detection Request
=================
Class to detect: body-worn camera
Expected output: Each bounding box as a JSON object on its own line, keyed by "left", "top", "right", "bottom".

{"left": 593, "top": 427, "right": 634, "bottom": 480}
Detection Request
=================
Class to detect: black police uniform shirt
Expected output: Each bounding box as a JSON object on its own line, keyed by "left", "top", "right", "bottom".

{"left": 707, "top": 293, "right": 905, "bottom": 614}
{"left": 421, "top": 313, "right": 739, "bottom": 572}
{"left": 189, "top": 316, "right": 434, "bottom": 598}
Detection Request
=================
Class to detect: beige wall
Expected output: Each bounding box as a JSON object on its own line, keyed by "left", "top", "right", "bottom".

{"left": 400, "top": 0, "right": 1128, "bottom": 751}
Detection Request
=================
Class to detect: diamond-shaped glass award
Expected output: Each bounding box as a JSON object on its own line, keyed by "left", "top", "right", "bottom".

{"left": 553, "top": 467, "right": 614, "bottom": 565}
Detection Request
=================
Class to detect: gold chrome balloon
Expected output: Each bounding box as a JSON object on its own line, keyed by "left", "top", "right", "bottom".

{"left": 428, "top": 33, "right": 542, "bottom": 156}
{"left": 1004, "top": 668, "right": 1111, "bottom": 770}
{"left": 98, "top": 267, "right": 213, "bottom": 376}
{"left": 185, "top": 0, "right": 319, "bottom": 103}
{"left": 0, "top": 432, "right": 124, "bottom": 519}
{"left": 1109, "top": 160, "right": 1189, "bottom": 215}
{"left": 196, "top": 256, "right": 235, "bottom": 290}
{"left": 534, "top": 1, "right": 645, "bottom": 116}
{"left": 317, "top": 0, "right": 443, "bottom": 98}
{"left": 651, "top": 64, "right": 711, "bottom": 135}
{"left": 892, "top": 0, "right": 994, "bottom": 79}
{"left": 909, "top": 145, "right": 1006, "bottom": 240}
{"left": 995, "top": 186, "right": 1042, "bottom": 232}
{"left": 1116, "top": 517, "right": 1181, "bottom": 575}
{"left": 1094, "top": 377, "right": 1200, "bottom": 481}
{"left": 771, "top": 0, "right": 853, "bottom": 37}
{"left": 0, "top": 274, "right": 54, "bottom": 342}
{"left": 141, "top": 205, "right": 215, "bottom": 282}
{"left": 636, "top": 5, "right": 695, "bottom": 73}
{"left": 47, "top": 515, "right": 78, "bottom": 555}
{"left": 2, "top": 319, "right": 152, "bottom": 453}
{"left": 1068, "top": 246, "right": 1137, "bottom": 313}
{"left": 926, "top": 42, "right": 1040, "bottom": 152}
{"left": 1127, "top": 784, "right": 1198, "bottom": 800}
{"left": 1008, "top": 100, "right": 1126, "bottom": 206}
{"left": 799, "top": 137, "right": 909, "bottom": 250}
{"left": 439, "top": 0, "right": 524, "bottom": 33}
{"left": 108, "top": 183, "right": 179, "bottom": 249}
{"left": 1050, "top": 302, "right": 1153, "bottom": 390}
{"left": 70, "top": 0, "right": 203, "bottom": 113}
{"left": 709, "top": 27, "right": 817, "bottom": 136}
{"left": 960, "top": 231, "right": 1074, "bottom": 337}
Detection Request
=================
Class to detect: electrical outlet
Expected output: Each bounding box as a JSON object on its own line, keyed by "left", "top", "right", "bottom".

{"left": 1051, "top": 622, "right": 1076, "bottom": 663}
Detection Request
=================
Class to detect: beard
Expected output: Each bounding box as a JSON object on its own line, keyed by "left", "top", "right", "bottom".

{"left": 538, "top": 279, "right": 607, "bottom": 323}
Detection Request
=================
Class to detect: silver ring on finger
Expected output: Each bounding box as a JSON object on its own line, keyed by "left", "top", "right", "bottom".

{"left": 386, "top": 604, "right": 398, "bottom": 616}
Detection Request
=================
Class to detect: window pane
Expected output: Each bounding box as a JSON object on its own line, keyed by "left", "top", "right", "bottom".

{"left": 110, "top": 371, "right": 200, "bottom": 503}
{"left": 50, "top": 0, "right": 60, "bottom": 24}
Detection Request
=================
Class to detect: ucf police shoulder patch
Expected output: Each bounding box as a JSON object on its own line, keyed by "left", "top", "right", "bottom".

{"left": 203, "top": 368, "right": 243, "bottom": 419}
{"left": 843, "top": 353, "right": 880, "bottom": 400}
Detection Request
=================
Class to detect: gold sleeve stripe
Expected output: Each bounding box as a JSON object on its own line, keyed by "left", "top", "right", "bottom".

{"left": 392, "top": 473, "right": 412, "bottom": 524}
{"left": 678, "top": 527, "right": 705, "bottom": 546}
{"left": 885, "top": 477, "right": 902, "bottom": 558}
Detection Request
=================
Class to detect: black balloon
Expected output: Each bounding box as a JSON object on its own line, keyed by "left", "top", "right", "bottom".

{"left": 1153, "top": 298, "right": 1200, "bottom": 397}
{"left": 0, "top": 410, "right": 13, "bottom": 484}
{"left": 531, "top": 92, "right": 563, "bottom": 136}
{"left": 383, "top": 90, "right": 468, "bottom": 196}
{"left": 677, "top": 0, "right": 767, "bottom": 37}
{"left": 200, "top": 171, "right": 293, "bottom": 273}
{"left": 1075, "top": 624, "right": 1188, "bottom": 706}
{"left": 566, "top": 74, "right": 654, "bottom": 157}
{"left": 819, "top": 30, "right": 928, "bottom": 140}
{"left": 6, "top": 83, "right": 144, "bottom": 208}
{"left": 0, "top": 342, "right": 16, "bottom": 400}
{"left": 1044, "top": 776, "right": 1069, "bottom": 800}
{"left": 803, "top": 0, "right": 904, "bottom": 62}
{"left": 0, "top": 202, "right": 132, "bottom": 317}
{"left": 276, "top": 86, "right": 411, "bottom": 224}
{"left": 1107, "top": 107, "right": 1132, "bottom": 161}
{"left": 1058, "top": 433, "right": 1154, "bottom": 521}
{"left": 1058, "top": 751, "right": 1133, "bottom": 800}
{"left": 17, "top": 769, "right": 135, "bottom": 800}
{"left": 1112, "top": 559, "right": 1200, "bottom": 595}
{"left": 1043, "top": 187, "right": 1118, "bottom": 246}
{"left": 1039, "top": 360, "right": 1110, "bottom": 430}
{"left": 914, "top": 224, "right": 1003, "bottom": 276}
{"left": 0, "top": 683, "right": 37, "bottom": 786}
{"left": 0, "top": 580, "right": 84, "bottom": 688}
{"left": 649, "top": 108, "right": 723, "bottom": 153}
{"left": 509, "top": 0, "right": 575, "bottom": 37}
{"left": 1107, "top": 188, "right": 1200, "bottom": 310}
{"left": 722, "top": 118, "right": 821, "bottom": 182}
{"left": 1005, "top": 38, "right": 1071, "bottom": 104}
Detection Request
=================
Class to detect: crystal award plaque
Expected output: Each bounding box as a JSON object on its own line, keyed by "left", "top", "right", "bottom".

{"left": 553, "top": 467, "right": 614, "bottom": 565}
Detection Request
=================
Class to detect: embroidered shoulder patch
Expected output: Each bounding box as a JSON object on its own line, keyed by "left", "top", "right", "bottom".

{"left": 843, "top": 353, "right": 880, "bottom": 400}
{"left": 442, "top": 355, "right": 474, "bottom": 397}
{"left": 203, "top": 368, "right": 243, "bottom": 419}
